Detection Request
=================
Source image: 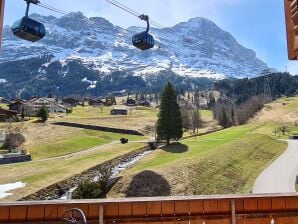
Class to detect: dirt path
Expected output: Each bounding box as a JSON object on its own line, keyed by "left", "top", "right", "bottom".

{"left": 36, "top": 140, "right": 151, "bottom": 162}
{"left": 253, "top": 140, "right": 298, "bottom": 193}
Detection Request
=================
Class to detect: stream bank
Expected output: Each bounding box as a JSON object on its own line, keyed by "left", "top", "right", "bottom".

{"left": 22, "top": 145, "right": 153, "bottom": 201}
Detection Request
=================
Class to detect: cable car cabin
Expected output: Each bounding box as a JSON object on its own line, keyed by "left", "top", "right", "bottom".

{"left": 11, "top": 17, "right": 45, "bottom": 42}
{"left": 132, "top": 32, "right": 154, "bottom": 50}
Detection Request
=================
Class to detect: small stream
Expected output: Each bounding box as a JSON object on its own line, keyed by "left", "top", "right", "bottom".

{"left": 59, "top": 150, "right": 153, "bottom": 200}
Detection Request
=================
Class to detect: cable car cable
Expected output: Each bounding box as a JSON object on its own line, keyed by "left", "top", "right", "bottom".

{"left": 38, "top": 3, "right": 68, "bottom": 14}
{"left": 105, "top": 0, "right": 198, "bottom": 46}
{"left": 35, "top": 0, "right": 199, "bottom": 50}
{"left": 37, "top": 4, "right": 68, "bottom": 15}
{"left": 108, "top": 0, "right": 141, "bottom": 17}
{"left": 105, "top": 0, "right": 140, "bottom": 18}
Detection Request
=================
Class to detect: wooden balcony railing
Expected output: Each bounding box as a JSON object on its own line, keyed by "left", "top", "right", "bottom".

{"left": 1, "top": 193, "right": 298, "bottom": 224}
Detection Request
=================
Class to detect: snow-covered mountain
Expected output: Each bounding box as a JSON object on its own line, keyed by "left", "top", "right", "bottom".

{"left": 0, "top": 12, "right": 268, "bottom": 98}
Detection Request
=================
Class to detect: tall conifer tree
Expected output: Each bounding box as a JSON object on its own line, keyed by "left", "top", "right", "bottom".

{"left": 157, "top": 82, "right": 183, "bottom": 145}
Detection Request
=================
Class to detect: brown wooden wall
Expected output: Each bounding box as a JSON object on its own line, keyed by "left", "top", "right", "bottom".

{"left": 1, "top": 194, "right": 298, "bottom": 224}
{"left": 285, "top": 0, "right": 298, "bottom": 60}
{"left": 0, "top": 0, "right": 4, "bottom": 49}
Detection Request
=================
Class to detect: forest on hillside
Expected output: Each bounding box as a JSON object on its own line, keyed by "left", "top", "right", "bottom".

{"left": 213, "top": 72, "right": 298, "bottom": 104}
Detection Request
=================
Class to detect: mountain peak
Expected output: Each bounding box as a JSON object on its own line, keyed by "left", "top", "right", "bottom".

{"left": 60, "top": 11, "right": 86, "bottom": 20}
{"left": 2, "top": 12, "right": 268, "bottom": 84}
{"left": 187, "top": 17, "right": 213, "bottom": 24}
{"left": 89, "top": 16, "right": 115, "bottom": 29}
{"left": 56, "top": 12, "right": 89, "bottom": 30}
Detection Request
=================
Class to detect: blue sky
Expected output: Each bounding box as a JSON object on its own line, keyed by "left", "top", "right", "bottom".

{"left": 3, "top": 0, "right": 298, "bottom": 74}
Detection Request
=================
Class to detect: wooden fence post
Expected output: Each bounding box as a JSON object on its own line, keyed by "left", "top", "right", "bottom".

{"left": 99, "top": 205, "right": 104, "bottom": 224}
{"left": 231, "top": 200, "right": 236, "bottom": 224}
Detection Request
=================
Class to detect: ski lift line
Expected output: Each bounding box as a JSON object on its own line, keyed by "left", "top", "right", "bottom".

{"left": 38, "top": 3, "right": 68, "bottom": 14}
{"left": 104, "top": 0, "right": 200, "bottom": 47}
{"left": 106, "top": 0, "right": 141, "bottom": 17}
{"left": 24, "top": 0, "right": 200, "bottom": 49}
{"left": 37, "top": 4, "right": 68, "bottom": 15}
{"left": 105, "top": 0, "right": 140, "bottom": 18}
{"left": 105, "top": 0, "right": 165, "bottom": 29}
{"left": 105, "top": 0, "right": 177, "bottom": 35}
{"left": 28, "top": 1, "right": 135, "bottom": 36}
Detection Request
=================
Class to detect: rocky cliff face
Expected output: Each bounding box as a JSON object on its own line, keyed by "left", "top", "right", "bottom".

{"left": 0, "top": 12, "right": 268, "bottom": 98}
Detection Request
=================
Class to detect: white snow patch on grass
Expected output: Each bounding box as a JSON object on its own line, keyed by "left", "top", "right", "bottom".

{"left": 0, "top": 182, "right": 26, "bottom": 199}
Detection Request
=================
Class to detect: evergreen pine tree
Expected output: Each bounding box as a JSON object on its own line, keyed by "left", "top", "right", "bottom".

{"left": 157, "top": 82, "right": 183, "bottom": 145}
{"left": 37, "top": 107, "right": 49, "bottom": 122}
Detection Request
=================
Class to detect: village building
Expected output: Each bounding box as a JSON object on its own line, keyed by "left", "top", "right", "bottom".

{"left": 139, "top": 101, "right": 150, "bottom": 107}
{"left": 25, "top": 98, "right": 67, "bottom": 115}
{"left": 105, "top": 96, "right": 116, "bottom": 106}
{"left": 8, "top": 100, "right": 25, "bottom": 113}
{"left": 0, "top": 108, "right": 18, "bottom": 121}
{"left": 62, "top": 97, "right": 80, "bottom": 107}
{"left": 88, "top": 99, "right": 104, "bottom": 106}
{"left": 127, "top": 98, "right": 136, "bottom": 106}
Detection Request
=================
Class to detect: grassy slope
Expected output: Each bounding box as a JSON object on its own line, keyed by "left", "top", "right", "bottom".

{"left": 251, "top": 96, "right": 298, "bottom": 138}
{"left": 109, "top": 96, "right": 298, "bottom": 197}
{"left": 0, "top": 142, "right": 145, "bottom": 201}
{"left": 29, "top": 129, "right": 147, "bottom": 160}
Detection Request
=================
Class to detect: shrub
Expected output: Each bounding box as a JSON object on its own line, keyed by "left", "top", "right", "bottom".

{"left": 72, "top": 182, "right": 102, "bottom": 199}
{"left": 2, "top": 133, "right": 25, "bottom": 152}
{"left": 98, "top": 165, "right": 113, "bottom": 193}
{"left": 36, "top": 107, "right": 49, "bottom": 122}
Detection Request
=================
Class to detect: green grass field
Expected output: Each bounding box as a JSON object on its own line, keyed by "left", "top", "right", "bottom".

{"left": 109, "top": 125, "right": 287, "bottom": 197}
{"left": 52, "top": 105, "right": 158, "bottom": 135}
{"left": 109, "top": 96, "right": 298, "bottom": 197}
{"left": 65, "top": 105, "right": 158, "bottom": 120}
{"left": 30, "top": 129, "right": 148, "bottom": 160}
{"left": 1, "top": 96, "right": 297, "bottom": 201}
{"left": 200, "top": 109, "right": 214, "bottom": 121}
{"left": 0, "top": 142, "right": 146, "bottom": 201}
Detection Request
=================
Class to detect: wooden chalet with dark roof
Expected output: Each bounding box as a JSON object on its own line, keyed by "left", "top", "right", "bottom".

{"left": 0, "top": 107, "right": 18, "bottom": 121}
{"left": 62, "top": 97, "right": 80, "bottom": 107}
{"left": 8, "top": 100, "right": 25, "bottom": 113}
{"left": 88, "top": 99, "right": 104, "bottom": 106}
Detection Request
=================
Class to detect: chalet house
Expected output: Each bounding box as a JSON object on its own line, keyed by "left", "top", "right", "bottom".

{"left": 127, "top": 98, "right": 136, "bottom": 106}
{"left": 25, "top": 98, "right": 67, "bottom": 115}
{"left": 62, "top": 98, "right": 80, "bottom": 107}
{"left": 50, "top": 104, "right": 68, "bottom": 113}
{"left": 8, "top": 100, "right": 25, "bottom": 113}
{"left": 139, "top": 101, "right": 150, "bottom": 107}
{"left": 0, "top": 108, "right": 18, "bottom": 121}
{"left": 105, "top": 96, "right": 116, "bottom": 106}
{"left": 88, "top": 99, "right": 104, "bottom": 106}
{"left": 111, "top": 108, "right": 128, "bottom": 115}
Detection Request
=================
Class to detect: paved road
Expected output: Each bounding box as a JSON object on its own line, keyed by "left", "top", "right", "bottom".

{"left": 253, "top": 140, "right": 298, "bottom": 193}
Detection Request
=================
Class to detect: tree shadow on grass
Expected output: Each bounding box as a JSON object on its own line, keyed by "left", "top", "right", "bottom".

{"left": 126, "top": 170, "right": 171, "bottom": 197}
{"left": 161, "top": 142, "right": 188, "bottom": 154}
